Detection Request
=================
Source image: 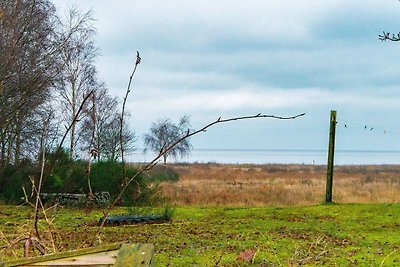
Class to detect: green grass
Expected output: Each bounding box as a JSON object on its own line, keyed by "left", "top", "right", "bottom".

{"left": 0, "top": 204, "right": 399, "bottom": 266}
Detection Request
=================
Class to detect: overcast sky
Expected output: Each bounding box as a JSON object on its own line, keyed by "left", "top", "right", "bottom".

{"left": 52, "top": 0, "right": 400, "bottom": 157}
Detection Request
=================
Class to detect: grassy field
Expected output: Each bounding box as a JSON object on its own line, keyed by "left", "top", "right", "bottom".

{"left": 161, "top": 164, "right": 400, "bottom": 206}
{"left": 1, "top": 204, "right": 399, "bottom": 266}
{"left": 1, "top": 164, "right": 400, "bottom": 266}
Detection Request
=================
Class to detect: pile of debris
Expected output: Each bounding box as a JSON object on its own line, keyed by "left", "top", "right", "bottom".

{"left": 40, "top": 192, "right": 110, "bottom": 207}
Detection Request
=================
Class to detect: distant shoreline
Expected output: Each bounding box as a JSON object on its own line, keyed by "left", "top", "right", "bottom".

{"left": 133, "top": 148, "right": 400, "bottom": 153}
{"left": 129, "top": 148, "right": 400, "bottom": 165}
{"left": 129, "top": 162, "right": 400, "bottom": 167}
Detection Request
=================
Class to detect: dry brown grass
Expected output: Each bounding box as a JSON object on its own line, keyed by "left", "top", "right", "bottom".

{"left": 160, "top": 164, "right": 400, "bottom": 206}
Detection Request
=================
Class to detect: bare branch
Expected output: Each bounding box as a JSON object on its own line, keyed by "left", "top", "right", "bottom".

{"left": 85, "top": 92, "right": 97, "bottom": 198}
{"left": 89, "top": 112, "right": 305, "bottom": 244}
{"left": 119, "top": 51, "right": 141, "bottom": 186}
{"left": 0, "top": 100, "right": 27, "bottom": 128}
{"left": 33, "top": 114, "right": 51, "bottom": 241}
{"left": 379, "top": 31, "right": 400, "bottom": 42}
{"left": 49, "top": 90, "right": 94, "bottom": 171}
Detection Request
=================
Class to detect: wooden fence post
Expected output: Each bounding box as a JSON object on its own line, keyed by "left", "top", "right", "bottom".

{"left": 115, "top": 243, "right": 154, "bottom": 267}
{"left": 325, "top": 110, "right": 337, "bottom": 203}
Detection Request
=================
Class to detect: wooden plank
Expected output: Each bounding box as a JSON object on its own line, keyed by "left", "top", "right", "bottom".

{"left": 1, "top": 243, "right": 154, "bottom": 267}
{"left": 28, "top": 250, "right": 118, "bottom": 266}
{"left": 114, "top": 244, "right": 154, "bottom": 267}
{"left": 1, "top": 243, "right": 124, "bottom": 267}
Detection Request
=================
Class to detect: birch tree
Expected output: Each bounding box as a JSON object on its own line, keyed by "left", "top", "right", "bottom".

{"left": 54, "top": 7, "right": 98, "bottom": 160}
{"left": 0, "top": 0, "right": 59, "bottom": 165}
{"left": 80, "top": 87, "right": 137, "bottom": 162}
{"left": 144, "top": 116, "right": 192, "bottom": 164}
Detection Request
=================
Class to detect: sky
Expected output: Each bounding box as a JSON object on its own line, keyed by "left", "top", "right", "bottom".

{"left": 52, "top": 0, "right": 400, "bottom": 159}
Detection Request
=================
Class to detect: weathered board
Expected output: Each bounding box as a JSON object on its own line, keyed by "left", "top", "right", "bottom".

{"left": 0, "top": 243, "right": 153, "bottom": 267}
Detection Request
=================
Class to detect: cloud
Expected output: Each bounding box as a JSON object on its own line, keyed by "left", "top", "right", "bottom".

{"left": 48, "top": 0, "right": 398, "bottom": 97}
{"left": 51, "top": 0, "right": 400, "bottom": 153}
{"left": 53, "top": 0, "right": 400, "bottom": 90}
{"left": 312, "top": 1, "right": 400, "bottom": 42}
{"left": 128, "top": 86, "right": 400, "bottom": 116}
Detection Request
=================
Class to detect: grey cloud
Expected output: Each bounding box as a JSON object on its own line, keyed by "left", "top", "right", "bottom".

{"left": 313, "top": 1, "right": 399, "bottom": 38}
{"left": 52, "top": 0, "right": 400, "bottom": 152}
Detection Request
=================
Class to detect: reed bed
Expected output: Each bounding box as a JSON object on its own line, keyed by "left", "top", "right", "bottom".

{"left": 160, "top": 164, "right": 400, "bottom": 206}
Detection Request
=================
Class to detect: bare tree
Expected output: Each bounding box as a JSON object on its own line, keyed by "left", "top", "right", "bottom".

{"left": 144, "top": 116, "right": 192, "bottom": 164}
{"left": 54, "top": 7, "right": 98, "bottom": 160}
{"left": 102, "top": 117, "right": 137, "bottom": 162}
{"left": 0, "top": 0, "right": 60, "bottom": 165}
{"left": 80, "top": 87, "right": 137, "bottom": 162}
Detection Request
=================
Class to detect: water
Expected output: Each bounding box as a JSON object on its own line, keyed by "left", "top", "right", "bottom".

{"left": 130, "top": 149, "right": 400, "bottom": 165}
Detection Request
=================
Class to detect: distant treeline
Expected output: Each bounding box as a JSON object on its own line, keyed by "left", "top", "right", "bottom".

{"left": 1, "top": 0, "right": 136, "bottom": 168}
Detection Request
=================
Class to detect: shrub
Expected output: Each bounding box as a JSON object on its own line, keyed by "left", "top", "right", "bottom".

{"left": 48, "top": 161, "right": 86, "bottom": 193}
{"left": 90, "top": 161, "right": 137, "bottom": 197}
{"left": 0, "top": 163, "right": 40, "bottom": 203}
{"left": 0, "top": 156, "right": 176, "bottom": 210}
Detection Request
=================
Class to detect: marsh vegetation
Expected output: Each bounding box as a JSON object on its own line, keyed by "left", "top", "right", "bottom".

{"left": 160, "top": 163, "right": 400, "bottom": 206}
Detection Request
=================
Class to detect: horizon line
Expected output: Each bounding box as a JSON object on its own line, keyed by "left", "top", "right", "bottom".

{"left": 133, "top": 148, "right": 400, "bottom": 153}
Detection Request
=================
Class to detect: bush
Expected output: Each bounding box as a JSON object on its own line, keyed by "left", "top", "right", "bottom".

{"left": 0, "top": 158, "right": 88, "bottom": 203}
{"left": 0, "top": 155, "right": 177, "bottom": 210}
{"left": 0, "top": 163, "right": 40, "bottom": 203}
{"left": 48, "top": 160, "right": 164, "bottom": 208}
{"left": 48, "top": 160, "right": 86, "bottom": 193}
{"left": 90, "top": 161, "right": 138, "bottom": 197}
{"left": 48, "top": 160, "right": 141, "bottom": 202}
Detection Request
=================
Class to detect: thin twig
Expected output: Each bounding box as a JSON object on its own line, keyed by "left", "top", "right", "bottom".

{"left": 86, "top": 92, "right": 97, "bottom": 198}
{"left": 49, "top": 90, "right": 94, "bottom": 172}
{"left": 29, "top": 176, "right": 60, "bottom": 255}
{"left": 379, "top": 31, "right": 400, "bottom": 42}
{"left": 33, "top": 114, "right": 52, "bottom": 240}
{"left": 380, "top": 249, "right": 398, "bottom": 267}
{"left": 21, "top": 186, "right": 35, "bottom": 208}
{"left": 120, "top": 51, "right": 141, "bottom": 186}
{"left": 0, "top": 100, "right": 27, "bottom": 128}
{"left": 214, "top": 254, "right": 223, "bottom": 266}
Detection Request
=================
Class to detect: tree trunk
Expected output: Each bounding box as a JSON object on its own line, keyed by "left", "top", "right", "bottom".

{"left": 70, "top": 84, "right": 76, "bottom": 160}
{"left": 0, "top": 131, "right": 5, "bottom": 167}
{"left": 70, "top": 121, "right": 75, "bottom": 160}
{"left": 14, "top": 132, "right": 20, "bottom": 165}
{"left": 14, "top": 118, "right": 21, "bottom": 165}
{"left": 6, "top": 134, "right": 12, "bottom": 164}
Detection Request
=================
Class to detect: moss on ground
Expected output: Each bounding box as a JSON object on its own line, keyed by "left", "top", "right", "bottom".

{"left": 0, "top": 204, "right": 399, "bottom": 266}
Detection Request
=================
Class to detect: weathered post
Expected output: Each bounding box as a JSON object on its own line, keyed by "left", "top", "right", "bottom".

{"left": 325, "top": 110, "right": 337, "bottom": 203}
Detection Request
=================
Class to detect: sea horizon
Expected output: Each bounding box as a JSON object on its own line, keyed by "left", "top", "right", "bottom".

{"left": 128, "top": 148, "right": 400, "bottom": 165}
